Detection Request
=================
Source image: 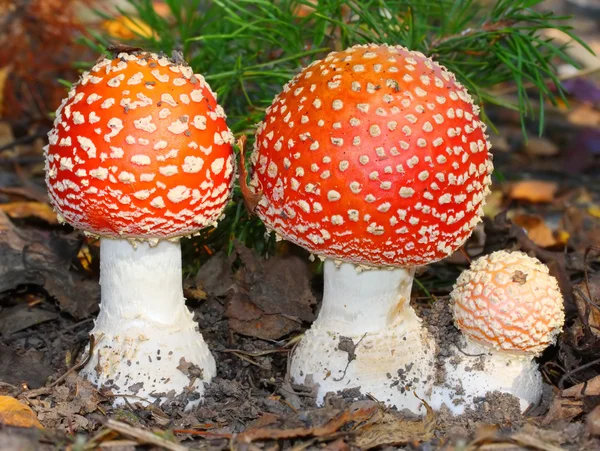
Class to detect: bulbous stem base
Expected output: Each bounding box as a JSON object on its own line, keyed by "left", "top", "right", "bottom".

{"left": 430, "top": 338, "right": 542, "bottom": 414}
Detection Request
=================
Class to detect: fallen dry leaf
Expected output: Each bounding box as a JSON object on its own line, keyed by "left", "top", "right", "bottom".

{"left": 0, "top": 303, "right": 58, "bottom": 337}
{"left": 224, "top": 243, "right": 315, "bottom": 340}
{"left": 568, "top": 103, "right": 600, "bottom": 127}
{"left": 468, "top": 423, "right": 565, "bottom": 451}
{"left": 561, "top": 206, "right": 600, "bottom": 253}
{"left": 543, "top": 374, "right": 600, "bottom": 425}
{"left": 102, "top": 16, "right": 154, "bottom": 40}
{"left": 31, "top": 374, "right": 102, "bottom": 432}
{"left": 507, "top": 180, "right": 558, "bottom": 203}
{"left": 195, "top": 250, "right": 236, "bottom": 298}
{"left": 104, "top": 419, "right": 187, "bottom": 451}
{"left": 573, "top": 271, "right": 600, "bottom": 338}
{"left": 0, "top": 344, "right": 53, "bottom": 389}
{"left": 0, "top": 202, "right": 58, "bottom": 225}
{"left": 322, "top": 438, "right": 350, "bottom": 451}
{"left": 512, "top": 214, "right": 557, "bottom": 248}
{"left": 0, "top": 122, "right": 13, "bottom": 148}
{"left": 0, "top": 66, "right": 10, "bottom": 117}
{"left": 100, "top": 1, "right": 172, "bottom": 39}
{"left": 0, "top": 210, "right": 99, "bottom": 319}
{"left": 522, "top": 136, "right": 559, "bottom": 157}
{"left": 236, "top": 403, "right": 378, "bottom": 444}
{"left": 587, "top": 404, "right": 600, "bottom": 436}
{"left": 0, "top": 396, "right": 43, "bottom": 429}
{"left": 588, "top": 205, "right": 600, "bottom": 219}
{"left": 354, "top": 400, "right": 435, "bottom": 449}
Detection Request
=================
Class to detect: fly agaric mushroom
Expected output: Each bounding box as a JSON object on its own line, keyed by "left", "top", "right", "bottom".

{"left": 44, "top": 51, "right": 235, "bottom": 406}
{"left": 244, "top": 43, "right": 493, "bottom": 413}
{"left": 431, "top": 250, "right": 565, "bottom": 413}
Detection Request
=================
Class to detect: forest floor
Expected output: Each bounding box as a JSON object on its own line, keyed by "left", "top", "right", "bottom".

{"left": 1, "top": 1, "right": 600, "bottom": 450}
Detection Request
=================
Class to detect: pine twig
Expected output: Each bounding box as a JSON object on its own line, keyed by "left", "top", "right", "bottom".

{"left": 430, "top": 19, "right": 515, "bottom": 49}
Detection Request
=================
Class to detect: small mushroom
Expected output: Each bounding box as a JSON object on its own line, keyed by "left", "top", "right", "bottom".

{"left": 44, "top": 51, "right": 235, "bottom": 407}
{"left": 246, "top": 43, "right": 493, "bottom": 413}
{"left": 431, "top": 250, "right": 565, "bottom": 413}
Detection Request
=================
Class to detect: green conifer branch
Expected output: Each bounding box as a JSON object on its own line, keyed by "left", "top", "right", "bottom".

{"left": 83, "top": 0, "right": 593, "bottom": 257}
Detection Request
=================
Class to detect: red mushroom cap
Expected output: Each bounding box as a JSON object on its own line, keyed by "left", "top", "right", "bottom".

{"left": 249, "top": 44, "right": 493, "bottom": 267}
{"left": 45, "top": 51, "right": 234, "bottom": 240}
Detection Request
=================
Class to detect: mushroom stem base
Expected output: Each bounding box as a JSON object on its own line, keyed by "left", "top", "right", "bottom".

{"left": 430, "top": 338, "right": 542, "bottom": 414}
{"left": 80, "top": 238, "right": 216, "bottom": 408}
{"left": 289, "top": 260, "right": 435, "bottom": 414}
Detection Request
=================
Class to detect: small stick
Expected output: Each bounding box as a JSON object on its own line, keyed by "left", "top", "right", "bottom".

{"left": 173, "top": 429, "right": 232, "bottom": 439}
{"left": 237, "top": 135, "right": 262, "bottom": 215}
{"left": 104, "top": 419, "right": 188, "bottom": 451}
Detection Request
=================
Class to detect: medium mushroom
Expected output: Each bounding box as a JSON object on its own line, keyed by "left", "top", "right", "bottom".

{"left": 45, "top": 50, "right": 235, "bottom": 406}
{"left": 431, "top": 250, "right": 565, "bottom": 413}
{"left": 244, "top": 44, "right": 493, "bottom": 413}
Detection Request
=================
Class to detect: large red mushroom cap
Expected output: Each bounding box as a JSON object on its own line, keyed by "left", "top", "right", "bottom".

{"left": 45, "top": 51, "right": 235, "bottom": 240}
{"left": 249, "top": 44, "right": 493, "bottom": 267}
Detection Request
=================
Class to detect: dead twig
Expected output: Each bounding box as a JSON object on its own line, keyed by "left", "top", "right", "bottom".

{"left": 218, "top": 349, "right": 270, "bottom": 370}
{"left": 173, "top": 429, "right": 232, "bottom": 439}
{"left": 234, "top": 404, "right": 378, "bottom": 445}
{"left": 430, "top": 20, "right": 515, "bottom": 49}
{"left": 237, "top": 135, "right": 263, "bottom": 215}
{"left": 221, "top": 348, "right": 289, "bottom": 357}
{"left": 459, "top": 246, "right": 472, "bottom": 264}
{"left": 558, "top": 357, "right": 600, "bottom": 390}
{"left": 103, "top": 419, "right": 188, "bottom": 451}
{"left": 584, "top": 246, "right": 600, "bottom": 303}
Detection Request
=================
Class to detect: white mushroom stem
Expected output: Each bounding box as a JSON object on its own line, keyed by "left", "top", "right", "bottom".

{"left": 80, "top": 238, "right": 216, "bottom": 407}
{"left": 430, "top": 337, "right": 542, "bottom": 414}
{"left": 290, "top": 259, "right": 435, "bottom": 414}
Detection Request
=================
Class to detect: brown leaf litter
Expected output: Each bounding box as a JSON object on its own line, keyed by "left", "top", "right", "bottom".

{"left": 198, "top": 243, "right": 316, "bottom": 340}
{"left": 0, "top": 209, "right": 99, "bottom": 319}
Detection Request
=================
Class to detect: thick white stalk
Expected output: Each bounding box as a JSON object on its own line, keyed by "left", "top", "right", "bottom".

{"left": 80, "top": 238, "right": 216, "bottom": 407}
{"left": 290, "top": 259, "right": 435, "bottom": 414}
{"left": 430, "top": 337, "right": 541, "bottom": 414}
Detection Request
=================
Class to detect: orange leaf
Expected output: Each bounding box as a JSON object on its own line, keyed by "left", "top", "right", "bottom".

{"left": 0, "top": 202, "right": 58, "bottom": 224}
{"left": 512, "top": 214, "right": 557, "bottom": 248}
{"left": 102, "top": 16, "right": 154, "bottom": 40}
{"left": 0, "top": 396, "right": 43, "bottom": 429}
{"left": 568, "top": 104, "right": 600, "bottom": 127}
{"left": 589, "top": 205, "right": 600, "bottom": 219}
{"left": 0, "top": 66, "right": 10, "bottom": 117}
{"left": 508, "top": 180, "right": 558, "bottom": 203}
